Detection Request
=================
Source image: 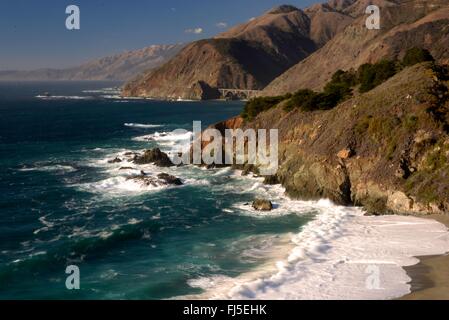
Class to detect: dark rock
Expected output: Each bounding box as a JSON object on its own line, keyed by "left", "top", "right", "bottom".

{"left": 191, "top": 81, "right": 221, "bottom": 100}
{"left": 157, "top": 173, "right": 183, "bottom": 186}
{"left": 134, "top": 148, "right": 174, "bottom": 167}
{"left": 241, "top": 164, "right": 260, "bottom": 176}
{"left": 252, "top": 199, "right": 273, "bottom": 211}
{"left": 108, "top": 157, "right": 122, "bottom": 164}
{"left": 119, "top": 167, "right": 135, "bottom": 170}
{"left": 126, "top": 175, "right": 159, "bottom": 187}
{"left": 126, "top": 173, "right": 183, "bottom": 187}
{"left": 124, "top": 152, "right": 139, "bottom": 157}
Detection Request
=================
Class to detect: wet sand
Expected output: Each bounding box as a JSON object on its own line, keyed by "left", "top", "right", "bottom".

{"left": 401, "top": 215, "right": 449, "bottom": 300}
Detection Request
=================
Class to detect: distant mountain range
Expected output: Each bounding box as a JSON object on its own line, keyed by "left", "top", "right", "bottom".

{"left": 0, "top": 44, "right": 184, "bottom": 81}
{"left": 123, "top": 0, "right": 449, "bottom": 100}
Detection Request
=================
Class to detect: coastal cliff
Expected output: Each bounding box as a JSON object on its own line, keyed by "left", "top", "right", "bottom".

{"left": 210, "top": 63, "right": 449, "bottom": 215}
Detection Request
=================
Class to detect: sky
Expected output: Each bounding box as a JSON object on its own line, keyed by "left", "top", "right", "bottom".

{"left": 0, "top": 0, "right": 317, "bottom": 70}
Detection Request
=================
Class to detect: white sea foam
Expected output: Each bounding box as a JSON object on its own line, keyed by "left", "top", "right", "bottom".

{"left": 35, "top": 95, "right": 93, "bottom": 100}
{"left": 186, "top": 199, "right": 449, "bottom": 300}
{"left": 124, "top": 123, "right": 163, "bottom": 129}
{"left": 18, "top": 164, "right": 77, "bottom": 173}
{"left": 78, "top": 176, "right": 168, "bottom": 196}
{"left": 133, "top": 131, "right": 192, "bottom": 144}
{"left": 82, "top": 87, "right": 121, "bottom": 95}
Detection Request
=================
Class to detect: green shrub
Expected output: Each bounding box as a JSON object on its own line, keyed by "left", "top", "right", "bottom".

{"left": 284, "top": 70, "right": 355, "bottom": 112}
{"left": 355, "top": 115, "right": 373, "bottom": 135}
{"left": 403, "top": 47, "right": 434, "bottom": 67}
{"left": 242, "top": 95, "right": 286, "bottom": 120}
{"left": 242, "top": 48, "right": 436, "bottom": 119}
{"left": 358, "top": 60, "right": 398, "bottom": 93}
{"left": 404, "top": 115, "right": 418, "bottom": 131}
{"left": 283, "top": 89, "right": 316, "bottom": 111}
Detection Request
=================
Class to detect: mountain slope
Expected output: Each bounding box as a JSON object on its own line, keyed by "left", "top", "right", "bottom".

{"left": 122, "top": 4, "right": 353, "bottom": 100}
{"left": 0, "top": 44, "right": 184, "bottom": 81}
{"left": 212, "top": 62, "right": 449, "bottom": 215}
{"left": 305, "top": 2, "right": 354, "bottom": 46}
{"left": 263, "top": 0, "right": 449, "bottom": 95}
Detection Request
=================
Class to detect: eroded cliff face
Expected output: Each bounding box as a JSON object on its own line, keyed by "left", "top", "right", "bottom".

{"left": 212, "top": 63, "right": 449, "bottom": 215}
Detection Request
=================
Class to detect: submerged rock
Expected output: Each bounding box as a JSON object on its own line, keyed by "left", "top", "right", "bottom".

{"left": 133, "top": 148, "right": 174, "bottom": 167}
{"left": 157, "top": 173, "right": 183, "bottom": 186}
{"left": 126, "top": 172, "right": 183, "bottom": 187}
{"left": 252, "top": 199, "right": 273, "bottom": 211}
{"left": 108, "top": 157, "right": 122, "bottom": 164}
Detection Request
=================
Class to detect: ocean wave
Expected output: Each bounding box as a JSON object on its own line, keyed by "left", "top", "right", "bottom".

{"left": 77, "top": 176, "right": 169, "bottom": 196}
{"left": 124, "top": 123, "right": 163, "bottom": 129}
{"left": 35, "top": 95, "right": 93, "bottom": 100}
{"left": 82, "top": 88, "right": 121, "bottom": 94}
{"left": 188, "top": 275, "right": 234, "bottom": 290}
{"left": 18, "top": 164, "right": 77, "bottom": 173}
{"left": 1, "top": 219, "right": 162, "bottom": 283}
{"left": 133, "top": 131, "right": 192, "bottom": 143}
{"left": 187, "top": 200, "right": 449, "bottom": 300}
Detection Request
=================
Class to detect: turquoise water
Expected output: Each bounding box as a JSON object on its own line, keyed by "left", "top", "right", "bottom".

{"left": 0, "top": 82, "right": 311, "bottom": 299}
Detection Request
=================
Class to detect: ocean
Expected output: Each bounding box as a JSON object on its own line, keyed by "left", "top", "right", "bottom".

{"left": 0, "top": 81, "right": 312, "bottom": 299}
{"left": 2, "top": 81, "right": 449, "bottom": 300}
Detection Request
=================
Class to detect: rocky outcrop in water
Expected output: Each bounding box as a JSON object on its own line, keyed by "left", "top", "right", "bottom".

{"left": 157, "top": 173, "right": 183, "bottom": 186}
{"left": 252, "top": 199, "right": 274, "bottom": 211}
{"left": 133, "top": 148, "right": 174, "bottom": 167}
{"left": 127, "top": 173, "right": 183, "bottom": 187}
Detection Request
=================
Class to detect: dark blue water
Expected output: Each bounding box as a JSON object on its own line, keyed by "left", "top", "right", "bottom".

{"left": 0, "top": 82, "right": 310, "bottom": 299}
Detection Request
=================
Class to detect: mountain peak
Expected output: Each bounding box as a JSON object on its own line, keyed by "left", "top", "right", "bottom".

{"left": 267, "top": 5, "right": 300, "bottom": 14}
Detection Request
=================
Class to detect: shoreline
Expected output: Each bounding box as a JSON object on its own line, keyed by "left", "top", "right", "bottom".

{"left": 401, "top": 214, "right": 449, "bottom": 300}
{"left": 180, "top": 198, "right": 449, "bottom": 300}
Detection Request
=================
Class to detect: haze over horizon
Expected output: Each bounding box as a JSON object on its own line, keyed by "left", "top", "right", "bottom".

{"left": 0, "top": 0, "right": 316, "bottom": 71}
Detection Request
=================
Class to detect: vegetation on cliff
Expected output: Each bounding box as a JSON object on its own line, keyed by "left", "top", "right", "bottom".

{"left": 262, "top": 0, "right": 449, "bottom": 97}
{"left": 235, "top": 61, "right": 449, "bottom": 215}
{"left": 242, "top": 48, "right": 436, "bottom": 120}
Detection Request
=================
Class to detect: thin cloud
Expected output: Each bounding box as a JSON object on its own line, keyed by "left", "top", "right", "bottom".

{"left": 185, "top": 27, "right": 203, "bottom": 34}
{"left": 216, "top": 22, "right": 228, "bottom": 28}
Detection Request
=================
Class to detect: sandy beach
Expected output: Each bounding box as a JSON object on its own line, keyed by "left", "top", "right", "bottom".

{"left": 402, "top": 215, "right": 449, "bottom": 300}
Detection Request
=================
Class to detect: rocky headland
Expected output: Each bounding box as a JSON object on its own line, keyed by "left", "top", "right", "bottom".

{"left": 209, "top": 62, "right": 449, "bottom": 216}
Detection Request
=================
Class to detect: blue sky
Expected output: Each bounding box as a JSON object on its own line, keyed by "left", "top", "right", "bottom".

{"left": 0, "top": 0, "right": 317, "bottom": 70}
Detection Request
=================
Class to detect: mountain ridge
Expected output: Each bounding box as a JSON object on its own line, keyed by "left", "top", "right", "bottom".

{"left": 0, "top": 44, "right": 184, "bottom": 81}
{"left": 122, "top": 3, "right": 354, "bottom": 99}
{"left": 262, "top": 0, "right": 449, "bottom": 95}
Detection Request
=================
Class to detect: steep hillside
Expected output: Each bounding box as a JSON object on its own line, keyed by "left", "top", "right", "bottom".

{"left": 263, "top": 0, "right": 449, "bottom": 95}
{"left": 305, "top": 2, "right": 354, "bottom": 46}
{"left": 0, "top": 44, "right": 184, "bottom": 81}
{"left": 212, "top": 62, "right": 449, "bottom": 215}
{"left": 122, "top": 4, "right": 353, "bottom": 100}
